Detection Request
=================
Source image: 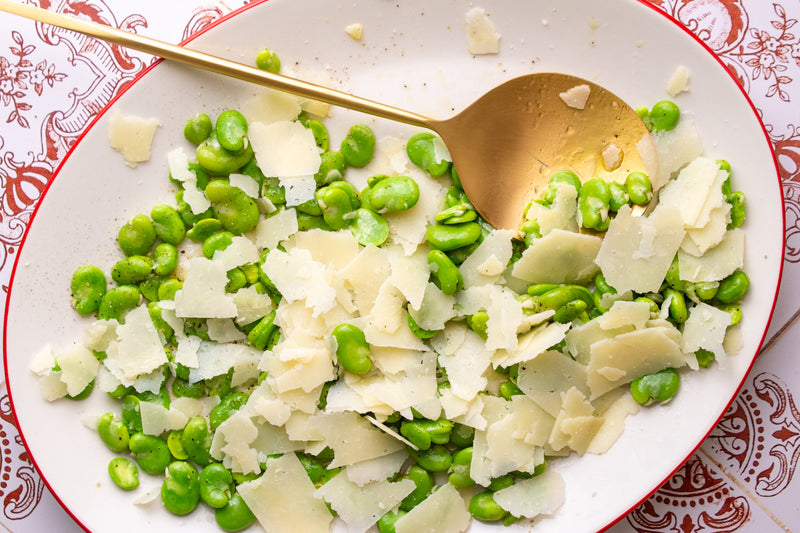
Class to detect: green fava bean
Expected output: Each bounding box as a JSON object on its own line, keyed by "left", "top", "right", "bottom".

{"left": 184, "top": 112, "right": 213, "bottom": 145}
{"left": 215, "top": 110, "right": 249, "bottom": 153}
{"left": 630, "top": 367, "right": 680, "bottom": 404}
{"left": 152, "top": 243, "right": 179, "bottom": 277}
{"left": 121, "top": 394, "right": 143, "bottom": 433}
{"left": 332, "top": 323, "right": 373, "bottom": 374}
{"left": 129, "top": 432, "right": 172, "bottom": 475}
{"left": 196, "top": 133, "right": 253, "bottom": 175}
{"left": 161, "top": 461, "right": 201, "bottom": 515}
{"left": 648, "top": 100, "right": 680, "bottom": 131}
{"left": 97, "top": 412, "right": 130, "bottom": 452}
{"left": 425, "top": 222, "right": 481, "bottom": 251}
{"left": 716, "top": 270, "right": 750, "bottom": 303}
{"left": 255, "top": 48, "right": 281, "bottom": 73}
{"left": 200, "top": 463, "right": 233, "bottom": 509}
{"left": 542, "top": 170, "right": 581, "bottom": 203}
{"left": 468, "top": 311, "right": 489, "bottom": 339}
{"left": 210, "top": 392, "right": 249, "bottom": 430}
{"left": 205, "top": 180, "right": 260, "bottom": 235}
{"left": 498, "top": 380, "right": 523, "bottom": 400}
{"left": 407, "top": 313, "right": 437, "bottom": 339}
{"left": 151, "top": 204, "right": 187, "bottom": 245}
{"left": 203, "top": 231, "right": 235, "bottom": 259}
{"left": 608, "top": 182, "right": 629, "bottom": 211}
{"left": 409, "top": 443, "right": 452, "bottom": 472}
{"left": 167, "top": 430, "right": 189, "bottom": 460}
{"left": 108, "top": 457, "right": 139, "bottom": 491}
{"left": 578, "top": 177, "right": 611, "bottom": 231}
{"left": 341, "top": 123, "right": 376, "bottom": 167}
{"left": 315, "top": 151, "right": 346, "bottom": 185}
{"left": 317, "top": 186, "right": 356, "bottom": 230}
{"left": 158, "top": 278, "right": 183, "bottom": 301}
{"left": 182, "top": 416, "right": 214, "bottom": 466}
{"left": 70, "top": 265, "right": 107, "bottom": 315}
{"left": 469, "top": 491, "right": 508, "bottom": 522}
{"left": 98, "top": 285, "right": 141, "bottom": 322}
{"left": 111, "top": 255, "right": 154, "bottom": 285}
{"left": 428, "top": 249, "right": 462, "bottom": 296}
{"left": 186, "top": 217, "right": 223, "bottom": 242}
{"left": 139, "top": 275, "right": 164, "bottom": 302}
{"left": 368, "top": 175, "right": 420, "bottom": 213}
{"left": 399, "top": 466, "right": 434, "bottom": 512}
{"left": 727, "top": 191, "right": 746, "bottom": 229}
{"left": 377, "top": 510, "right": 407, "bottom": 533}
{"left": 118, "top": 214, "right": 156, "bottom": 256}
{"left": 434, "top": 203, "right": 477, "bottom": 224}
{"left": 305, "top": 119, "right": 329, "bottom": 151}
{"left": 350, "top": 208, "right": 389, "bottom": 246}
{"left": 406, "top": 132, "right": 450, "bottom": 177}
{"left": 663, "top": 288, "right": 688, "bottom": 324}
{"left": 449, "top": 447, "right": 475, "bottom": 489}
{"left": 450, "top": 423, "right": 474, "bottom": 448}
{"left": 625, "top": 171, "right": 653, "bottom": 206}
{"left": 247, "top": 311, "right": 277, "bottom": 350}
{"left": 400, "top": 421, "right": 432, "bottom": 451}
{"left": 215, "top": 492, "right": 257, "bottom": 532}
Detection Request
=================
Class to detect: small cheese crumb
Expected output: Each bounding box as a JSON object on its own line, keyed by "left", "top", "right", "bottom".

{"left": 601, "top": 142, "right": 623, "bottom": 171}
{"left": 667, "top": 65, "right": 690, "bottom": 97}
{"left": 465, "top": 7, "right": 501, "bottom": 55}
{"left": 559, "top": 84, "right": 591, "bottom": 110}
{"left": 345, "top": 23, "right": 364, "bottom": 41}
{"left": 108, "top": 111, "right": 159, "bottom": 167}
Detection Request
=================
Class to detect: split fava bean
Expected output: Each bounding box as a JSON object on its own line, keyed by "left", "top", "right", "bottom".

{"left": 425, "top": 222, "right": 481, "bottom": 251}
{"left": 427, "top": 249, "right": 463, "bottom": 295}
{"left": 151, "top": 204, "right": 187, "bottom": 245}
{"left": 186, "top": 217, "right": 223, "bottom": 242}
{"left": 630, "top": 367, "right": 680, "bottom": 404}
{"left": 315, "top": 151, "right": 346, "bottom": 186}
{"left": 108, "top": 457, "right": 139, "bottom": 491}
{"left": 205, "top": 180, "right": 260, "bottom": 235}
{"left": 316, "top": 186, "right": 356, "bottom": 230}
{"left": 625, "top": 171, "right": 653, "bottom": 206}
{"left": 118, "top": 214, "right": 156, "bottom": 256}
{"left": 215, "top": 110, "right": 248, "bottom": 153}
{"left": 98, "top": 285, "right": 141, "bottom": 322}
{"left": 97, "top": 412, "right": 129, "bottom": 452}
{"left": 209, "top": 392, "right": 249, "bottom": 430}
{"left": 350, "top": 208, "right": 389, "bottom": 246}
{"left": 70, "top": 265, "right": 106, "bottom": 315}
{"left": 332, "top": 323, "right": 373, "bottom": 374}
{"left": 341, "top": 123, "right": 376, "bottom": 167}
{"left": 161, "top": 461, "right": 201, "bottom": 515}
{"left": 406, "top": 132, "right": 450, "bottom": 177}
{"left": 246, "top": 311, "right": 276, "bottom": 351}
{"left": 578, "top": 177, "right": 611, "bottom": 231}
{"left": 129, "top": 432, "right": 172, "bottom": 475}
{"left": 215, "top": 493, "right": 257, "bottom": 532}
{"left": 203, "top": 231, "right": 235, "bottom": 259}
{"left": 199, "top": 463, "right": 233, "bottom": 508}
{"left": 152, "top": 243, "right": 179, "bottom": 277}
{"left": 399, "top": 465, "right": 434, "bottom": 511}
{"left": 196, "top": 134, "right": 253, "bottom": 176}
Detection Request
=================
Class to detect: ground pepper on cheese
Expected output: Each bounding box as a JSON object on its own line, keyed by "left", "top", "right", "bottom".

{"left": 32, "top": 63, "right": 749, "bottom": 533}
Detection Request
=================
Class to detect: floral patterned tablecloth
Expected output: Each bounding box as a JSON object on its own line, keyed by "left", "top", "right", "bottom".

{"left": 0, "top": 0, "right": 799, "bottom": 532}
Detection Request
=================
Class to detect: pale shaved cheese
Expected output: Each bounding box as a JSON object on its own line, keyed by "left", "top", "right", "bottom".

{"left": 139, "top": 401, "right": 188, "bottom": 436}
{"left": 108, "top": 110, "right": 159, "bottom": 167}
{"left": 249, "top": 120, "right": 321, "bottom": 178}
{"left": 369, "top": 280, "right": 406, "bottom": 336}
{"left": 525, "top": 182, "right": 579, "bottom": 235}
{"left": 228, "top": 172, "right": 261, "bottom": 198}
{"left": 253, "top": 208, "right": 299, "bottom": 250}
{"left": 517, "top": 350, "right": 590, "bottom": 417}
{"left": 212, "top": 235, "right": 260, "bottom": 271}
{"left": 559, "top": 84, "right": 591, "bottom": 110}
{"left": 394, "top": 483, "right": 471, "bottom": 533}
{"left": 485, "top": 286, "right": 525, "bottom": 352}
{"left": 549, "top": 387, "right": 603, "bottom": 454}
{"left": 388, "top": 247, "right": 429, "bottom": 310}
{"left": 345, "top": 451, "right": 408, "bottom": 486}
{"left": 596, "top": 204, "right": 685, "bottom": 293}
{"left": 493, "top": 321, "right": 570, "bottom": 368}
{"left": 187, "top": 341, "right": 261, "bottom": 383}
{"left": 305, "top": 411, "right": 405, "bottom": 468}
{"left": 282, "top": 175, "right": 318, "bottom": 207}
{"left": 82, "top": 319, "right": 119, "bottom": 352}
{"left": 494, "top": 470, "right": 566, "bottom": 518}
{"left": 238, "top": 453, "right": 332, "bottom": 533}
{"left": 340, "top": 244, "right": 392, "bottom": 315}
{"left": 167, "top": 148, "right": 210, "bottom": 214}
{"left": 465, "top": 7, "right": 501, "bottom": 55}
{"left": 314, "top": 473, "right": 415, "bottom": 533}
{"left": 108, "top": 304, "right": 167, "bottom": 381}
{"left": 682, "top": 202, "right": 731, "bottom": 256}
{"left": 459, "top": 229, "right": 514, "bottom": 288}
{"left": 173, "top": 335, "right": 202, "bottom": 368}
{"left": 291, "top": 229, "right": 361, "bottom": 270}
{"left": 587, "top": 391, "right": 639, "bottom": 454}
{"left": 439, "top": 328, "right": 493, "bottom": 402}
{"left": 486, "top": 411, "right": 546, "bottom": 476}
{"left": 656, "top": 157, "right": 721, "bottom": 227}
{"left": 507, "top": 395, "right": 555, "bottom": 447}
{"left": 243, "top": 89, "right": 303, "bottom": 124}
{"left": 30, "top": 344, "right": 55, "bottom": 375}
{"left": 595, "top": 300, "right": 652, "bottom": 331}
{"left": 409, "top": 282, "right": 455, "bottom": 331}
{"left": 174, "top": 257, "right": 237, "bottom": 318}
{"left": 268, "top": 333, "right": 335, "bottom": 393}
{"left": 38, "top": 371, "right": 68, "bottom": 401}
{"left": 232, "top": 286, "right": 274, "bottom": 326}
{"left": 652, "top": 116, "right": 703, "bottom": 191}
{"left": 55, "top": 344, "right": 99, "bottom": 397}
{"left": 440, "top": 389, "right": 487, "bottom": 430}
{"left": 261, "top": 247, "right": 336, "bottom": 317}
{"left": 601, "top": 142, "right": 623, "bottom": 171}
{"left": 344, "top": 22, "right": 364, "bottom": 40}
{"left": 681, "top": 301, "right": 731, "bottom": 360}
{"left": 511, "top": 229, "right": 601, "bottom": 284}
{"left": 667, "top": 65, "right": 690, "bottom": 97}
{"left": 587, "top": 326, "right": 686, "bottom": 399}
{"left": 678, "top": 228, "right": 744, "bottom": 282}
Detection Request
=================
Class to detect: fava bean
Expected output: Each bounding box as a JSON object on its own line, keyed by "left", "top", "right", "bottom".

{"left": 186, "top": 217, "right": 223, "bottom": 242}
{"left": 199, "top": 463, "right": 233, "bottom": 509}
{"left": 255, "top": 48, "right": 281, "bottom": 73}
{"left": 203, "top": 231, "right": 234, "bottom": 259}
{"left": 727, "top": 191, "right": 746, "bottom": 229}
{"left": 625, "top": 171, "right": 653, "bottom": 206}
{"left": 428, "top": 249, "right": 462, "bottom": 295}
{"left": 184, "top": 112, "right": 213, "bottom": 145}
{"left": 434, "top": 203, "right": 477, "bottom": 224}
{"left": 98, "top": 285, "right": 141, "bottom": 322}
{"left": 161, "top": 461, "right": 201, "bottom": 515}
{"left": 664, "top": 288, "right": 688, "bottom": 324}
{"left": 716, "top": 270, "right": 750, "bottom": 303}
{"left": 246, "top": 311, "right": 277, "bottom": 350}
{"left": 139, "top": 275, "right": 163, "bottom": 302}
{"left": 469, "top": 491, "right": 507, "bottom": 522}
{"left": 366, "top": 175, "right": 420, "bottom": 213}
{"left": 695, "top": 348, "right": 716, "bottom": 368}
{"left": 129, "top": 432, "right": 172, "bottom": 475}
{"left": 426, "top": 222, "right": 481, "bottom": 251}
{"left": 167, "top": 430, "right": 189, "bottom": 460}
{"left": 315, "top": 151, "right": 346, "bottom": 186}
{"left": 341, "top": 123, "right": 376, "bottom": 167}
{"left": 409, "top": 443, "right": 452, "bottom": 472}
{"left": 648, "top": 100, "right": 680, "bottom": 131}
{"left": 377, "top": 510, "right": 407, "bottom": 533}
{"left": 70, "top": 265, "right": 107, "bottom": 315}
{"left": 608, "top": 182, "right": 629, "bottom": 211}
{"left": 152, "top": 243, "right": 179, "bottom": 276}
{"left": 350, "top": 208, "right": 389, "bottom": 246}
{"left": 450, "top": 423, "right": 474, "bottom": 448}
{"left": 196, "top": 134, "right": 253, "bottom": 175}
{"left": 215, "top": 492, "right": 257, "bottom": 532}
{"left": 158, "top": 278, "right": 183, "bottom": 301}
{"left": 630, "top": 367, "right": 680, "bottom": 404}
{"left": 111, "top": 255, "right": 153, "bottom": 285}
{"left": 332, "top": 323, "right": 373, "bottom": 374}
{"left": 215, "top": 110, "right": 248, "bottom": 153}
{"left": 467, "top": 311, "right": 489, "bottom": 339}
{"left": 399, "top": 465, "right": 434, "bottom": 511}
{"left": 498, "top": 380, "right": 523, "bottom": 400}
{"left": 317, "top": 186, "right": 356, "bottom": 230}
{"left": 407, "top": 313, "right": 438, "bottom": 339}
{"left": 108, "top": 457, "right": 139, "bottom": 491}
{"left": 406, "top": 132, "right": 450, "bottom": 177}
{"left": 151, "top": 204, "right": 187, "bottom": 245}
{"left": 542, "top": 170, "right": 581, "bottom": 203}
{"left": 97, "top": 412, "right": 129, "bottom": 452}
{"left": 305, "top": 119, "right": 329, "bottom": 151}
{"left": 578, "top": 177, "right": 611, "bottom": 231}
{"left": 205, "top": 180, "right": 260, "bottom": 235}
{"left": 448, "top": 447, "right": 475, "bottom": 489}
{"left": 209, "top": 392, "right": 249, "bottom": 430}
{"left": 118, "top": 214, "right": 156, "bottom": 256}
{"left": 121, "top": 394, "right": 143, "bottom": 433}
{"left": 182, "top": 416, "right": 214, "bottom": 466}
{"left": 719, "top": 303, "right": 742, "bottom": 326}
{"left": 488, "top": 474, "right": 514, "bottom": 492}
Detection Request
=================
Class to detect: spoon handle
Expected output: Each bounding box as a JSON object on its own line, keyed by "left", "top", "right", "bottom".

{"left": 0, "top": 0, "right": 432, "bottom": 128}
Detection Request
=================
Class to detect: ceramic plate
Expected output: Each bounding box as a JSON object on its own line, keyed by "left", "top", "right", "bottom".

{"left": 3, "top": 0, "right": 784, "bottom": 531}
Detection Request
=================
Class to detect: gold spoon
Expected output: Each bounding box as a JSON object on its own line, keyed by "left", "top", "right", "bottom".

{"left": 0, "top": 0, "right": 655, "bottom": 231}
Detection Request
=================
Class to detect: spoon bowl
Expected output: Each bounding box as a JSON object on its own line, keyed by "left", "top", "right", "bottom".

{"left": 0, "top": 0, "right": 655, "bottom": 230}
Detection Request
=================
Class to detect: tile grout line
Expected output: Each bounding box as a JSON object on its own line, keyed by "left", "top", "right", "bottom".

{"left": 697, "top": 447, "right": 791, "bottom": 531}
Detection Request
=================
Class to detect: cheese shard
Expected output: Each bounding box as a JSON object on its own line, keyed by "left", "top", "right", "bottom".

{"left": 459, "top": 229, "right": 514, "bottom": 288}
{"left": 677, "top": 228, "right": 744, "bottom": 282}
{"left": 394, "top": 483, "right": 471, "bottom": 533}
{"left": 249, "top": 120, "right": 321, "bottom": 178}
{"left": 494, "top": 470, "right": 566, "bottom": 518}
{"left": 313, "top": 472, "right": 414, "bottom": 533}
{"left": 174, "top": 257, "right": 237, "bottom": 318}
{"left": 681, "top": 301, "right": 731, "bottom": 360}
{"left": 465, "top": 7, "right": 501, "bottom": 55}
{"left": 108, "top": 110, "right": 159, "bottom": 167}
{"left": 559, "top": 84, "right": 591, "bottom": 110}
{"left": 511, "top": 229, "right": 602, "bottom": 284}
{"left": 652, "top": 117, "right": 703, "bottom": 191}
{"left": 55, "top": 344, "right": 99, "bottom": 397}
{"left": 238, "top": 453, "right": 332, "bottom": 533}
{"left": 167, "top": 148, "right": 210, "bottom": 214}
{"left": 525, "top": 183, "right": 579, "bottom": 235}
{"left": 345, "top": 23, "right": 364, "bottom": 40}
{"left": 253, "top": 208, "right": 299, "bottom": 250}
{"left": 595, "top": 204, "right": 685, "bottom": 293}
{"left": 109, "top": 304, "right": 168, "bottom": 380}
{"left": 667, "top": 65, "right": 690, "bottom": 97}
